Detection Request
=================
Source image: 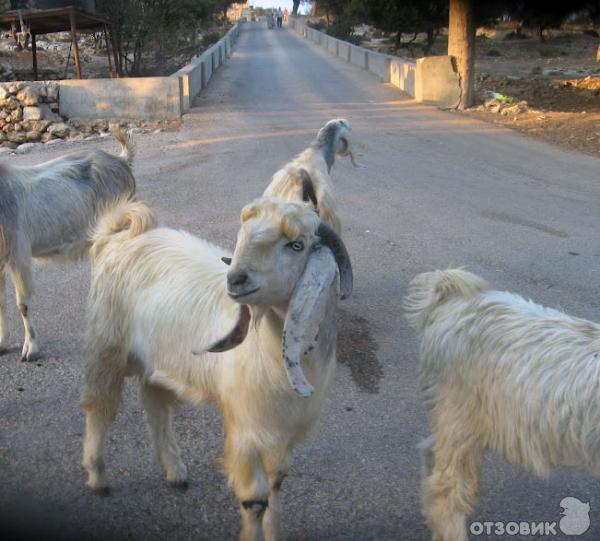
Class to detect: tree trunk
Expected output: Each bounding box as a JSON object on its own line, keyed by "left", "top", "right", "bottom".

{"left": 448, "top": 0, "right": 475, "bottom": 109}
{"left": 311, "top": 1, "right": 318, "bottom": 17}
{"left": 292, "top": 0, "right": 300, "bottom": 15}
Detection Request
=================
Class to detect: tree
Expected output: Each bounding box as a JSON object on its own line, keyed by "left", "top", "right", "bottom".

{"left": 448, "top": 0, "right": 474, "bottom": 109}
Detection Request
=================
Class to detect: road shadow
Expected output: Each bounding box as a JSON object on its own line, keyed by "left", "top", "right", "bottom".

{"left": 336, "top": 309, "right": 383, "bottom": 393}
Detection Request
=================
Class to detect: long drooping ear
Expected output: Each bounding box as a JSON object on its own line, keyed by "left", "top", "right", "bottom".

{"left": 299, "top": 168, "right": 318, "bottom": 209}
{"left": 282, "top": 247, "right": 337, "bottom": 397}
{"left": 316, "top": 222, "right": 353, "bottom": 300}
{"left": 191, "top": 304, "right": 251, "bottom": 355}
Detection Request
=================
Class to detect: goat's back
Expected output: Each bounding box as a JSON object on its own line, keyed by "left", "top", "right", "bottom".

{"left": 14, "top": 150, "right": 135, "bottom": 261}
{"left": 415, "top": 277, "right": 600, "bottom": 476}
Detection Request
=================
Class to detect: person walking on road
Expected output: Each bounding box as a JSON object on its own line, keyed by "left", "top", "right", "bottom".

{"left": 276, "top": 7, "right": 283, "bottom": 28}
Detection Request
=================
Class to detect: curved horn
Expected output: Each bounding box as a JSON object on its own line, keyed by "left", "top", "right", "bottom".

{"left": 197, "top": 304, "right": 251, "bottom": 353}
{"left": 299, "top": 168, "right": 318, "bottom": 209}
{"left": 316, "top": 222, "right": 353, "bottom": 300}
{"left": 282, "top": 247, "right": 337, "bottom": 397}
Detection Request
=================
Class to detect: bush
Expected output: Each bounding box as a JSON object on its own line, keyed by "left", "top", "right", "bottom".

{"left": 504, "top": 30, "right": 528, "bottom": 40}
{"left": 306, "top": 20, "right": 327, "bottom": 31}
{"left": 326, "top": 18, "right": 361, "bottom": 45}
{"left": 202, "top": 32, "right": 221, "bottom": 48}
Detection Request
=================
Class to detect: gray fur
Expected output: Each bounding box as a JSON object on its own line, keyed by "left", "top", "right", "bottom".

{"left": 311, "top": 119, "right": 350, "bottom": 173}
{"left": 0, "top": 137, "right": 136, "bottom": 360}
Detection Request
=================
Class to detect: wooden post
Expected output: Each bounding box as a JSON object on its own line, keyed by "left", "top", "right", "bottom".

{"left": 69, "top": 8, "right": 82, "bottom": 79}
{"left": 102, "top": 24, "right": 113, "bottom": 77}
{"left": 31, "top": 31, "right": 38, "bottom": 80}
{"left": 109, "top": 25, "right": 121, "bottom": 77}
{"left": 448, "top": 0, "right": 475, "bottom": 109}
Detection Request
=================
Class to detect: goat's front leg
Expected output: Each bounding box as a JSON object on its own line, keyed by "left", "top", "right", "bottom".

{"left": 0, "top": 267, "right": 9, "bottom": 353}
{"left": 139, "top": 380, "right": 187, "bottom": 488}
{"left": 9, "top": 253, "right": 39, "bottom": 362}
{"left": 224, "top": 435, "right": 270, "bottom": 541}
{"left": 262, "top": 447, "right": 293, "bottom": 541}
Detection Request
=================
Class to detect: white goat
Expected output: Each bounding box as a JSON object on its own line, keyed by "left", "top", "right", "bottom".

{"left": 81, "top": 196, "right": 353, "bottom": 541}
{"left": 263, "top": 118, "right": 357, "bottom": 235}
{"left": 404, "top": 268, "right": 600, "bottom": 541}
{"left": 0, "top": 131, "right": 135, "bottom": 361}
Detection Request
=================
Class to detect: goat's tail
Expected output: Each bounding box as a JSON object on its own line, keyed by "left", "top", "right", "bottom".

{"left": 90, "top": 198, "right": 157, "bottom": 260}
{"left": 112, "top": 127, "right": 136, "bottom": 166}
{"left": 403, "top": 269, "right": 488, "bottom": 332}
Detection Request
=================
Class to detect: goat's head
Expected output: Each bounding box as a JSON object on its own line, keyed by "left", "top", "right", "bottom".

{"left": 313, "top": 119, "right": 359, "bottom": 172}
{"left": 214, "top": 196, "right": 353, "bottom": 397}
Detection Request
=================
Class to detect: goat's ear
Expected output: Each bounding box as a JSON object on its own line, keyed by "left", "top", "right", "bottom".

{"left": 221, "top": 256, "right": 232, "bottom": 266}
{"left": 282, "top": 247, "right": 337, "bottom": 397}
{"left": 299, "top": 168, "right": 318, "bottom": 209}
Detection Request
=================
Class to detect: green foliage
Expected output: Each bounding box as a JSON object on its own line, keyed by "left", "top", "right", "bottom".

{"left": 97, "top": 0, "right": 233, "bottom": 75}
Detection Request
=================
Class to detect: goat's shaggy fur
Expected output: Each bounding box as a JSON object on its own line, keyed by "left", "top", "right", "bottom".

{"left": 404, "top": 268, "right": 600, "bottom": 541}
{"left": 0, "top": 130, "right": 135, "bottom": 361}
{"left": 263, "top": 118, "right": 354, "bottom": 234}
{"left": 81, "top": 197, "right": 348, "bottom": 541}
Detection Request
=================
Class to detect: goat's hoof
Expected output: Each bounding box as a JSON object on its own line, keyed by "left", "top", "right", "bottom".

{"left": 168, "top": 479, "right": 189, "bottom": 491}
{"left": 20, "top": 353, "right": 40, "bottom": 363}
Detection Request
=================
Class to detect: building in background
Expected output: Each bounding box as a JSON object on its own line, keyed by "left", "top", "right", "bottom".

{"left": 227, "top": 1, "right": 251, "bottom": 22}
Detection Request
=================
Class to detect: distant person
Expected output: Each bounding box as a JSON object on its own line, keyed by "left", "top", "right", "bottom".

{"left": 276, "top": 7, "right": 283, "bottom": 28}
{"left": 283, "top": 7, "right": 289, "bottom": 22}
{"left": 267, "top": 11, "right": 275, "bottom": 29}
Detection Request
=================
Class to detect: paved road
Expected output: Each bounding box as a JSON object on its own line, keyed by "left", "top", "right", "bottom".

{"left": 1, "top": 22, "right": 599, "bottom": 541}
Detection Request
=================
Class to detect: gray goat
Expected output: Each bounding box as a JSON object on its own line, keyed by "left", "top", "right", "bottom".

{"left": 0, "top": 131, "right": 136, "bottom": 361}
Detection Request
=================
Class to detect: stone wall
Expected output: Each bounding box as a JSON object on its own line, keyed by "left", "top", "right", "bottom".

{"left": 0, "top": 81, "right": 69, "bottom": 148}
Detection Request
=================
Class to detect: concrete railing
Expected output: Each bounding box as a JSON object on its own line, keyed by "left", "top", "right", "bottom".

{"left": 57, "top": 23, "right": 241, "bottom": 121}
{"left": 289, "top": 18, "right": 460, "bottom": 108}
{"left": 172, "top": 22, "right": 241, "bottom": 112}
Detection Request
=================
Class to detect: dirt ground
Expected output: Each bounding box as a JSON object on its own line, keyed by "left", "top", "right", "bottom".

{"left": 361, "top": 22, "right": 600, "bottom": 157}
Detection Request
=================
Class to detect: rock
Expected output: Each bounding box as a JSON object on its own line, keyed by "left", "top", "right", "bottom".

{"left": 24, "top": 120, "right": 51, "bottom": 133}
{"left": 0, "top": 85, "right": 8, "bottom": 100}
{"left": 12, "top": 123, "right": 22, "bottom": 132}
{"left": 46, "top": 84, "right": 59, "bottom": 103}
{"left": 16, "top": 86, "right": 39, "bottom": 106}
{"left": 10, "top": 108, "right": 23, "bottom": 122}
{"left": 39, "top": 104, "right": 63, "bottom": 122}
{"left": 40, "top": 132, "right": 53, "bottom": 143}
{"left": 7, "top": 82, "right": 24, "bottom": 94}
{"left": 7, "top": 131, "right": 27, "bottom": 144}
{"left": 0, "top": 131, "right": 6, "bottom": 142}
{"left": 484, "top": 98, "right": 504, "bottom": 113}
{"left": 47, "top": 122, "right": 70, "bottom": 138}
{"left": 16, "top": 142, "right": 42, "bottom": 154}
{"left": 1, "top": 141, "right": 18, "bottom": 149}
{"left": 23, "top": 106, "right": 42, "bottom": 121}
{"left": 1, "top": 96, "right": 20, "bottom": 110}
{"left": 25, "top": 131, "right": 41, "bottom": 142}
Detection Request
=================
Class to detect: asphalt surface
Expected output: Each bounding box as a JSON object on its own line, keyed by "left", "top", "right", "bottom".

{"left": 1, "top": 22, "right": 599, "bottom": 541}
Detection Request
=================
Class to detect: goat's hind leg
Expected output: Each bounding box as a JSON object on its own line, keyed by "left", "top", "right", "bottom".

{"left": 139, "top": 380, "right": 188, "bottom": 488}
{"left": 422, "top": 397, "right": 484, "bottom": 541}
{"left": 8, "top": 249, "right": 39, "bottom": 362}
{"left": 81, "top": 345, "right": 126, "bottom": 493}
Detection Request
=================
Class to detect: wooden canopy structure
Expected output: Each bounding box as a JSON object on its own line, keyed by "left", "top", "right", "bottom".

{"left": 0, "top": 6, "right": 121, "bottom": 79}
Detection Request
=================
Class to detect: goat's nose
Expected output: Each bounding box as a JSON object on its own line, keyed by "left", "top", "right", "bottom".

{"left": 228, "top": 270, "right": 248, "bottom": 288}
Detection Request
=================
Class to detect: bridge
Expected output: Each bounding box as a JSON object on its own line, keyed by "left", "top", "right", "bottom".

{"left": 1, "top": 22, "right": 599, "bottom": 540}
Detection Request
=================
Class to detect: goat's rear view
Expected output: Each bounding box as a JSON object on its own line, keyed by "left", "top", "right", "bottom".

{"left": 0, "top": 130, "right": 136, "bottom": 361}
{"left": 405, "top": 268, "right": 600, "bottom": 541}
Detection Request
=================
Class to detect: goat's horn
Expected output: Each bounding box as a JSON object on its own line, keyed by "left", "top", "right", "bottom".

{"left": 206, "top": 304, "right": 250, "bottom": 353}
{"left": 299, "top": 168, "right": 318, "bottom": 209}
{"left": 316, "top": 222, "right": 353, "bottom": 300}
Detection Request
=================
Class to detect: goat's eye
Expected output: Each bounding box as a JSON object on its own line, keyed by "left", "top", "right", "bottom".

{"left": 289, "top": 240, "right": 304, "bottom": 252}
